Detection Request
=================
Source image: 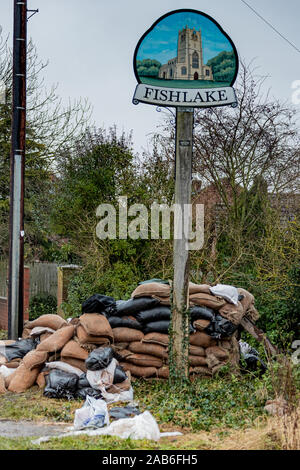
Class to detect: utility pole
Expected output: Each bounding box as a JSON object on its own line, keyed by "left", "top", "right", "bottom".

{"left": 171, "top": 107, "right": 194, "bottom": 381}
{"left": 8, "top": 0, "right": 27, "bottom": 339}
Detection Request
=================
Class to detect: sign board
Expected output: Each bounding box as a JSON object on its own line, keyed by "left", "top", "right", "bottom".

{"left": 133, "top": 9, "right": 239, "bottom": 108}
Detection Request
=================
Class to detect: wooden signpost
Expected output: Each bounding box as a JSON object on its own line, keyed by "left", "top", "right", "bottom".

{"left": 133, "top": 9, "right": 239, "bottom": 381}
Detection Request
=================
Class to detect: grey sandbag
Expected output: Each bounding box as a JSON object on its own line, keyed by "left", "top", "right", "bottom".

{"left": 81, "top": 294, "right": 116, "bottom": 317}
{"left": 108, "top": 316, "right": 143, "bottom": 330}
{"left": 43, "top": 369, "right": 79, "bottom": 399}
{"left": 136, "top": 306, "right": 171, "bottom": 324}
{"left": 109, "top": 406, "right": 141, "bottom": 420}
{"left": 190, "top": 306, "right": 215, "bottom": 322}
{"left": 113, "top": 365, "right": 127, "bottom": 384}
{"left": 1, "top": 338, "right": 38, "bottom": 362}
{"left": 85, "top": 346, "right": 114, "bottom": 371}
{"left": 116, "top": 297, "right": 160, "bottom": 316}
{"left": 75, "top": 387, "right": 103, "bottom": 399}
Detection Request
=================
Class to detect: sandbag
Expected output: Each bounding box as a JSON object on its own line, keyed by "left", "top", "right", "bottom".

{"left": 106, "top": 378, "right": 131, "bottom": 394}
{"left": 113, "top": 365, "right": 128, "bottom": 384}
{"left": 138, "top": 279, "right": 169, "bottom": 285}
{"left": 157, "top": 366, "right": 169, "bottom": 379}
{"left": 5, "top": 360, "right": 21, "bottom": 368}
{"left": 189, "top": 293, "right": 226, "bottom": 310}
{"left": 116, "top": 297, "right": 160, "bottom": 316}
{"left": 26, "top": 314, "right": 67, "bottom": 331}
{"left": 205, "top": 315, "right": 238, "bottom": 339}
{"left": 193, "top": 319, "right": 211, "bottom": 331}
{"left": 75, "top": 387, "right": 103, "bottom": 400}
{"left": 218, "top": 301, "right": 244, "bottom": 326}
{"left": 237, "top": 288, "right": 255, "bottom": 313}
{"left": 209, "top": 284, "right": 239, "bottom": 305}
{"left": 189, "top": 283, "right": 211, "bottom": 295}
{"left": 143, "top": 321, "right": 170, "bottom": 335}
{"left": 112, "top": 327, "right": 144, "bottom": 343}
{"left": 136, "top": 306, "right": 171, "bottom": 324}
{"left": 22, "top": 350, "right": 48, "bottom": 370}
{"left": 115, "top": 349, "right": 133, "bottom": 360}
{"left": 190, "top": 306, "right": 215, "bottom": 322}
{"left": 61, "top": 340, "right": 89, "bottom": 361}
{"left": 108, "top": 316, "right": 143, "bottom": 330}
{"left": 129, "top": 341, "right": 168, "bottom": 360}
{"left": 8, "top": 363, "right": 41, "bottom": 393}
{"left": 120, "top": 362, "right": 157, "bottom": 378}
{"left": 36, "top": 325, "right": 75, "bottom": 353}
{"left": 43, "top": 369, "right": 79, "bottom": 399}
{"left": 22, "top": 327, "right": 31, "bottom": 339}
{"left": 85, "top": 346, "right": 114, "bottom": 371}
{"left": 189, "top": 355, "right": 207, "bottom": 367}
{"left": 113, "top": 342, "right": 129, "bottom": 351}
{"left": 126, "top": 353, "right": 162, "bottom": 368}
{"left": 152, "top": 296, "right": 171, "bottom": 305}
{"left": 40, "top": 333, "right": 54, "bottom": 342}
{"left": 36, "top": 370, "right": 49, "bottom": 389}
{"left": 81, "top": 294, "right": 116, "bottom": 316}
{"left": 189, "top": 331, "right": 217, "bottom": 348}
{"left": 61, "top": 357, "right": 87, "bottom": 372}
{"left": 79, "top": 313, "right": 113, "bottom": 341}
{"left": 142, "top": 332, "right": 169, "bottom": 347}
{"left": 189, "top": 366, "right": 212, "bottom": 376}
{"left": 131, "top": 282, "right": 170, "bottom": 299}
{"left": 0, "top": 338, "right": 38, "bottom": 362}
{"left": 206, "top": 346, "right": 229, "bottom": 361}
{"left": 189, "top": 345, "right": 205, "bottom": 356}
{"left": 30, "top": 326, "right": 55, "bottom": 337}
{"left": 75, "top": 325, "right": 111, "bottom": 346}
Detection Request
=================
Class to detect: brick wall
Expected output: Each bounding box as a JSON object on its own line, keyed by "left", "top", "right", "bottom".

{"left": 0, "top": 267, "right": 30, "bottom": 330}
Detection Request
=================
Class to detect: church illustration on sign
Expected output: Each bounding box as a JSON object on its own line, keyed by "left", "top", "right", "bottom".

{"left": 158, "top": 27, "right": 214, "bottom": 81}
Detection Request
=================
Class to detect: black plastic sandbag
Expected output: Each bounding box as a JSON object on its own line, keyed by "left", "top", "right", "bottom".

{"left": 136, "top": 306, "right": 171, "bottom": 324}
{"left": 241, "top": 354, "right": 267, "bottom": 373}
{"left": 109, "top": 406, "right": 141, "bottom": 420}
{"left": 85, "top": 346, "right": 114, "bottom": 371}
{"left": 108, "top": 316, "right": 143, "bottom": 330}
{"left": 75, "top": 387, "right": 103, "bottom": 400}
{"left": 143, "top": 321, "right": 195, "bottom": 335}
{"left": 43, "top": 369, "right": 79, "bottom": 399}
{"left": 82, "top": 294, "right": 116, "bottom": 317}
{"left": 190, "top": 306, "right": 215, "bottom": 322}
{"left": 113, "top": 365, "right": 127, "bottom": 384}
{"left": 205, "top": 315, "right": 238, "bottom": 339}
{"left": 116, "top": 297, "right": 160, "bottom": 316}
{"left": 77, "top": 374, "right": 90, "bottom": 390}
{"left": 0, "top": 337, "right": 38, "bottom": 362}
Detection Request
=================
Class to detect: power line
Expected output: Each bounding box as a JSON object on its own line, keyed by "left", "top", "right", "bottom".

{"left": 240, "top": 0, "right": 300, "bottom": 54}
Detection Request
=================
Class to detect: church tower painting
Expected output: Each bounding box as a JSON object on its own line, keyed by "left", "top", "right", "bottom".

{"left": 158, "top": 26, "right": 213, "bottom": 81}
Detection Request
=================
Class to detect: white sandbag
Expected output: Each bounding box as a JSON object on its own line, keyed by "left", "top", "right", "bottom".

{"left": 86, "top": 358, "right": 117, "bottom": 390}
{"left": 101, "top": 386, "right": 134, "bottom": 404}
{"left": 30, "top": 326, "right": 55, "bottom": 337}
{"left": 0, "top": 365, "right": 16, "bottom": 378}
{"left": 45, "top": 361, "right": 84, "bottom": 377}
{"left": 209, "top": 284, "right": 239, "bottom": 305}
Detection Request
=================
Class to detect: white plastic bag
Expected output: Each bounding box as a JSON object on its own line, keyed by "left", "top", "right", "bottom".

{"left": 209, "top": 284, "right": 239, "bottom": 305}
{"left": 86, "top": 358, "right": 117, "bottom": 390}
{"left": 101, "top": 386, "right": 134, "bottom": 404}
{"left": 0, "top": 365, "right": 16, "bottom": 378}
{"left": 73, "top": 396, "right": 109, "bottom": 430}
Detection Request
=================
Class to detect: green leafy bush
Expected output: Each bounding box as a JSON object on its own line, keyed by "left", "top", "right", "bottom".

{"left": 29, "top": 293, "right": 57, "bottom": 321}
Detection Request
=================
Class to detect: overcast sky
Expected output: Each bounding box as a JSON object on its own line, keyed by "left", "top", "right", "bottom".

{"left": 1, "top": 0, "right": 299, "bottom": 154}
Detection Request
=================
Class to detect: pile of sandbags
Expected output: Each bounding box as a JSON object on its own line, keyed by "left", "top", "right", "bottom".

{"left": 0, "top": 281, "right": 261, "bottom": 394}
{"left": 109, "top": 281, "right": 259, "bottom": 379}
{"left": 0, "top": 305, "right": 131, "bottom": 397}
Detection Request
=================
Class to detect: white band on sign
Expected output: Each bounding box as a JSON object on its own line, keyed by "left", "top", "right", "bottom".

{"left": 133, "top": 84, "right": 238, "bottom": 108}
